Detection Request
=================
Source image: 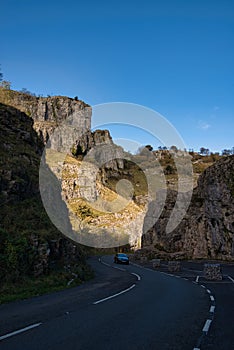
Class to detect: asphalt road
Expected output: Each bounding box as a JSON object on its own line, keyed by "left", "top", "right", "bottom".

{"left": 0, "top": 256, "right": 220, "bottom": 350}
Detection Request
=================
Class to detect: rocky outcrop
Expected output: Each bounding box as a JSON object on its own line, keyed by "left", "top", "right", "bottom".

{"left": 142, "top": 156, "right": 234, "bottom": 260}
{"left": 0, "top": 91, "right": 142, "bottom": 250}
{"left": 0, "top": 103, "right": 88, "bottom": 280}
{"left": 0, "top": 89, "right": 91, "bottom": 146}
{"left": 30, "top": 234, "right": 86, "bottom": 277}
{"left": 0, "top": 103, "right": 43, "bottom": 203}
{"left": 0, "top": 89, "right": 124, "bottom": 181}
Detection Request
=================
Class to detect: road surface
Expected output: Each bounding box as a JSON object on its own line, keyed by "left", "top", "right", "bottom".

{"left": 0, "top": 256, "right": 218, "bottom": 349}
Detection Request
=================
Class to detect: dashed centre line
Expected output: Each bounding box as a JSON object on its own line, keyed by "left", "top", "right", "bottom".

{"left": 93, "top": 284, "right": 136, "bottom": 305}
{"left": 202, "top": 319, "right": 212, "bottom": 333}
{"left": 101, "top": 258, "right": 217, "bottom": 347}
{"left": 210, "top": 305, "right": 215, "bottom": 313}
{"left": 0, "top": 323, "right": 42, "bottom": 341}
{"left": 131, "top": 272, "right": 141, "bottom": 281}
{"left": 113, "top": 266, "right": 126, "bottom": 271}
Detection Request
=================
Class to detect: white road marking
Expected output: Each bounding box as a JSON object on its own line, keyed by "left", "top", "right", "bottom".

{"left": 201, "top": 285, "right": 206, "bottom": 288}
{"left": 0, "top": 323, "right": 42, "bottom": 341}
{"left": 202, "top": 319, "right": 212, "bottom": 333}
{"left": 195, "top": 276, "right": 199, "bottom": 283}
{"left": 206, "top": 289, "right": 211, "bottom": 294}
{"left": 210, "top": 305, "right": 215, "bottom": 313}
{"left": 93, "top": 284, "right": 136, "bottom": 305}
{"left": 131, "top": 272, "right": 141, "bottom": 281}
{"left": 130, "top": 262, "right": 143, "bottom": 268}
{"left": 144, "top": 267, "right": 153, "bottom": 272}
{"left": 113, "top": 266, "right": 126, "bottom": 271}
{"left": 228, "top": 275, "right": 234, "bottom": 283}
{"left": 100, "top": 258, "right": 126, "bottom": 271}
{"left": 160, "top": 272, "right": 171, "bottom": 276}
{"left": 210, "top": 295, "right": 215, "bottom": 302}
{"left": 183, "top": 278, "right": 188, "bottom": 281}
{"left": 193, "top": 348, "right": 200, "bottom": 350}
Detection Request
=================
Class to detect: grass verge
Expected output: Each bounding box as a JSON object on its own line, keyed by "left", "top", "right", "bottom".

{"left": 0, "top": 265, "right": 94, "bottom": 305}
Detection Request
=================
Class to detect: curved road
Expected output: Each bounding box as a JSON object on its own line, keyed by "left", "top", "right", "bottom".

{"left": 0, "top": 256, "right": 211, "bottom": 350}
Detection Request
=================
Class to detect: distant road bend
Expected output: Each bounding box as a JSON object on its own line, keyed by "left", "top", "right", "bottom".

{"left": 0, "top": 256, "right": 211, "bottom": 350}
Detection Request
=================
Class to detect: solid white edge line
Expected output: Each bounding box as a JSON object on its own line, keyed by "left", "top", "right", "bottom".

{"left": 228, "top": 275, "right": 234, "bottom": 283}
{"left": 196, "top": 276, "right": 199, "bottom": 283}
{"left": 113, "top": 266, "right": 126, "bottom": 271}
{"left": 131, "top": 272, "right": 141, "bottom": 281}
{"left": 210, "top": 305, "right": 215, "bottom": 313}
{"left": 0, "top": 323, "right": 42, "bottom": 341}
{"left": 202, "top": 319, "right": 212, "bottom": 333}
{"left": 210, "top": 295, "right": 215, "bottom": 301}
{"left": 93, "top": 284, "right": 136, "bottom": 305}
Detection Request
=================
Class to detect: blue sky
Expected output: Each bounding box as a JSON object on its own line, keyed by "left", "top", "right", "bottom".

{"left": 1, "top": 0, "right": 234, "bottom": 153}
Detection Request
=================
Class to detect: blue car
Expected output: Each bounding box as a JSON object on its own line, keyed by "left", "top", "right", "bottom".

{"left": 114, "top": 253, "right": 129, "bottom": 265}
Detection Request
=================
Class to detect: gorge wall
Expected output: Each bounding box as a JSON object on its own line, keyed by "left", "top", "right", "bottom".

{"left": 0, "top": 102, "right": 89, "bottom": 280}
{"left": 0, "top": 89, "right": 144, "bottom": 255}
{"left": 142, "top": 155, "right": 234, "bottom": 260}
{"left": 1, "top": 88, "right": 234, "bottom": 262}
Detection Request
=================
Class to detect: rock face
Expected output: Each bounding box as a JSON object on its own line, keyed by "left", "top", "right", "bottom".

{"left": 0, "top": 90, "right": 143, "bottom": 252}
{"left": 30, "top": 234, "right": 86, "bottom": 277}
{"left": 142, "top": 156, "right": 234, "bottom": 260}
{"left": 0, "top": 103, "right": 42, "bottom": 203}
{"left": 0, "top": 89, "right": 91, "bottom": 145}
{"left": 0, "top": 102, "right": 87, "bottom": 279}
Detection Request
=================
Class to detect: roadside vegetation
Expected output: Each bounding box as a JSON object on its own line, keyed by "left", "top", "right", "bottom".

{"left": 0, "top": 264, "right": 94, "bottom": 304}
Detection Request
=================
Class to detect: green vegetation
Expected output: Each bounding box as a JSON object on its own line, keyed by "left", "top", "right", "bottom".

{"left": 104, "top": 159, "right": 148, "bottom": 197}
{"left": 0, "top": 264, "right": 94, "bottom": 304}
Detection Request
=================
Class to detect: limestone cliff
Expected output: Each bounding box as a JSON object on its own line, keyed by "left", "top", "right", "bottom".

{"left": 0, "top": 89, "right": 91, "bottom": 145}
{"left": 2, "top": 89, "right": 232, "bottom": 260}
{"left": 0, "top": 89, "right": 145, "bottom": 250}
{"left": 142, "top": 155, "right": 234, "bottom": 260}
{"left": 0, "top": 103, "right": 88, "bottom": 280}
